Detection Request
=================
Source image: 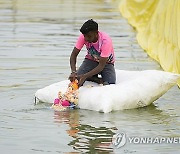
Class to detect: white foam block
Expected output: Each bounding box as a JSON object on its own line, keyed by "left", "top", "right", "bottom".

{"left": 35, "top": 70, "right": 180, "bottom": 113}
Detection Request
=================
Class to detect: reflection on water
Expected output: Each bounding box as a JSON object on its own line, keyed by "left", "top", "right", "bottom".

{"left": 50, "top": 104, "right": 180, "bottom": 153}
{"left": 53, "top": 110, "right": 116, "bottom": 153}
{"left": 0, "top": 0, "right": 180, "bottom": 153}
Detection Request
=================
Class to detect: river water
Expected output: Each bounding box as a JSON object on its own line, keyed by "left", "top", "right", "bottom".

{"left": 0, "top": 0, "right": 180, "bottom": 153}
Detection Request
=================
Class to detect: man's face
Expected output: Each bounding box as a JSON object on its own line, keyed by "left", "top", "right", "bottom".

{"left": 83, "top": 31, "right": 98, "bottom": 43}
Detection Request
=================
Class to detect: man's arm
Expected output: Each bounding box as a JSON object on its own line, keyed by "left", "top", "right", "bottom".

{"left": 70, "top": 47, "right": 80, "bottom": 72}
{"left": 69, "top": 47, "right": 80, "bottom": 81}
{"left": 78, "top": 57, "right": 108, "bottom": 86}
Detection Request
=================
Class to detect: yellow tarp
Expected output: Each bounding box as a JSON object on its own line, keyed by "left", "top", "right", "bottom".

{"left": 119, "top": 0, "right": 180, "bottom": 87}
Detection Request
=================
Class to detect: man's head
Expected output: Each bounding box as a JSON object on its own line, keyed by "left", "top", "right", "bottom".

{"left": 80, "top": 19, "right": 98, "bottom": 43}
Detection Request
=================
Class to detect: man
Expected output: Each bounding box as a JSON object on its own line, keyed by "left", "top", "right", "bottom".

{"left": 69, "top": 19, "right": 116, "bottom": 87}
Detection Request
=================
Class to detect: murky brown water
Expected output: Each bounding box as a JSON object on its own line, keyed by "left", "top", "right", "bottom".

{"left": 0, "top": 0, "right": 180, "bottom": 153}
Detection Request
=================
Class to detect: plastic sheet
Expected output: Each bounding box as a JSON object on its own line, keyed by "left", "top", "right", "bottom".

{"left": 119, "top": 0, "right": 180, "bottom": 87}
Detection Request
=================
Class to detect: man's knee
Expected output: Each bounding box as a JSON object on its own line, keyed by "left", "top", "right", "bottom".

{"left": 102, "top": 66, "right": 116, "bottom": 84}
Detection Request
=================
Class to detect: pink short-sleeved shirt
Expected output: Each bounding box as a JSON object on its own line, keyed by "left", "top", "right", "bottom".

{"left": 75, "top": 31, "right": 115, "bottom": 64}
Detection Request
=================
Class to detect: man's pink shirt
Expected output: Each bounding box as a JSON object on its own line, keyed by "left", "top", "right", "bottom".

{"left": 75, "top": 31, "right": 115, "bottom": 64}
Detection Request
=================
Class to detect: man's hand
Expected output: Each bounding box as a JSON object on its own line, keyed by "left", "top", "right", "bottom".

{"left": 78, "top": 74, "right": 87, "bottom": 87}
{"left": 68, "top": 72, "right": 77, "bottom": 82}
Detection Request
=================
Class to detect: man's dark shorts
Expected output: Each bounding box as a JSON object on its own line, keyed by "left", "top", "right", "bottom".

{"left": 77, "top": 58, "right": 116, "bottom": 84}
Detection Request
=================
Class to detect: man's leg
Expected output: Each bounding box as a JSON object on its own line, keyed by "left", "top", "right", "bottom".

{"left": 77, "top": 59, "right": 102, "bottom": 84}
{"left": 101, "top": 63, "right": 116, "bottom": 85}
{"left": 77, "top": 59, "right": 98, "bottom": 75}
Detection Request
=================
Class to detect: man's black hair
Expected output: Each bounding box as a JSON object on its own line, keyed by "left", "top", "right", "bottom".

{"left": 80, "top": 19, "right": 98, "bottom": 34}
